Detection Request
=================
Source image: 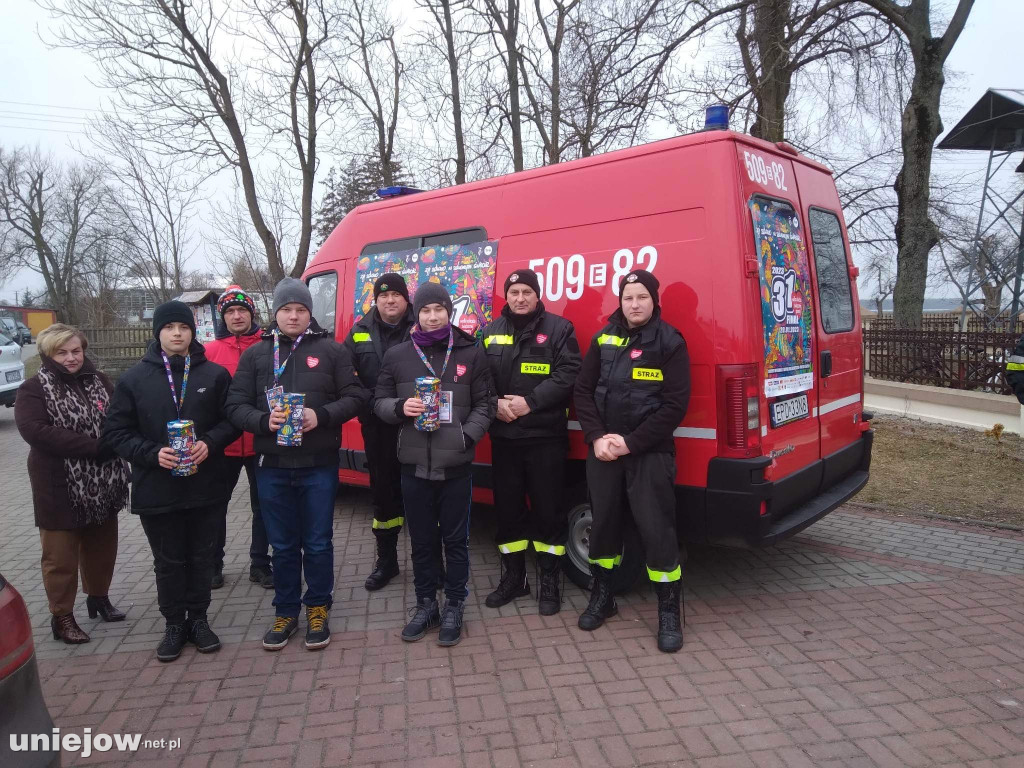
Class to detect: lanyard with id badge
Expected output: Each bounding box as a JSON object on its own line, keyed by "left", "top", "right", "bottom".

{"left": 411, "top": 327, "right": 454, "bottom": 431}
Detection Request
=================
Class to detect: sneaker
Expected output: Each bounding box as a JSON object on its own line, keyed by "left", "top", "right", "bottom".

{"left": 401, "top": 596, "right": 440, "bottom": 642}
{"left": 156, "top": 623, "right": 187, "bottom": 662}
{"left": 186, "top": 617, "right": 221, "bottom": 653}
{"left": 211, "top": 567, "right": 225, "bottom": 589}
{"left": 438, "top": 599, "right": 465, "bottom": 647}
{"left": 249, "top": 564, "right": 274, "bottom": 589}
{"left": 262, "top": 616, "right": 299, "bottom": 651}
{"left": 305, "top": 606, "right": 331, "bottom": 650}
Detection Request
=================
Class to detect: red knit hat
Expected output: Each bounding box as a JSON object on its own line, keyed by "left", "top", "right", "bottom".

{"left": 217, "top": 285, "right": 256, "bottom": 318}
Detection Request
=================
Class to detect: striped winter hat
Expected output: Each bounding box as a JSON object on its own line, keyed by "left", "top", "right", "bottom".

{"left": 216, "top": 285, "right": 256, "bottom": 317}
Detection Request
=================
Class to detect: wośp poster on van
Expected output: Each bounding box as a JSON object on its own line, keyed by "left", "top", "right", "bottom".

{"left": 355, "top": 241, "right": 497, "bottom": 336}
{"left": 750, "top": 199, "right": 814, "bottom": 398}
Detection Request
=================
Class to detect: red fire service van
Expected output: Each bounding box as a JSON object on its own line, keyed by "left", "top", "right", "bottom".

{"left": 305, "top": 116, "right": 874, "bottom": 590}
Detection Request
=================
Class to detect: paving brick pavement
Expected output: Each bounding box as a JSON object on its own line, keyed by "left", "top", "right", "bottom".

{"left": 1, "top": 405, "right": 1022, "bottom": 767}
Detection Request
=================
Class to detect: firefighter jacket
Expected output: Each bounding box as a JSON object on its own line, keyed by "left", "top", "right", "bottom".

{"left": 480, "top": 302, "right": 582, "bottom": 441}
{"left": 574, "top": 308, "right": 690, "bottom": 455}
{"left": 1007, "top": 333, "right": 1024, "bottom": 405}
{"left": 343, "top": 306, "right": 414, "bottom": 419}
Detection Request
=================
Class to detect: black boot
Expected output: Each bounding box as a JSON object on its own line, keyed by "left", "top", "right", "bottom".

{"left": 438, "top": 599, "right": 465, "bottom": 647}
{"left": 186, "top": 615, "right": 222, "bottom": 653}
{"left": 654, "top": 581, "right": 684, "bottom": 653}
{"left": 402, "top": 596, "right": 441, "bottom": 642}
{"left": 485, "top": 552, "right": 530, "bottom": 608}
{"left": 537, "top": 554, "right": 562, "bottom": 616}
{"left": 578, "top": 567, "right": 617, "bottom": 631}
{"left": 364, "top": 531, "right": 400, "bottom": 591}
{"left": 156, "top": 623, "right": 187, "bottom": 662}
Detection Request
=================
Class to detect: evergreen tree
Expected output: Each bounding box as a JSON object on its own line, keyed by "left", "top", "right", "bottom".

{"left": 314, "top": 157, "right": 413, "bottom": 245}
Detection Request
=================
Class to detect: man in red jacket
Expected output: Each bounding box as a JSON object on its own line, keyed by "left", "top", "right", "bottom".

{"left": 205, "top": 286, "right": 272, "bottom": 588}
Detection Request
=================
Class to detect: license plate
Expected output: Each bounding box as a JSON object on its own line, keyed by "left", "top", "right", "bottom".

{"left": 770, "top": 394, "right": 808, "bottom": 428}
{"left": 5, "top": 370, "right": 21, "bottom": 383}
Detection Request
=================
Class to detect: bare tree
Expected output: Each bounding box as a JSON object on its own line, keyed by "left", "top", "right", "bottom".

{"left": 480, "top": 0, "right": 526, "bottom": 171}
{"left": 0, "top": 148, "right": 112, "bottom": 323}
{"left": 854, "top": 0, "right": 975, "bottom": 328}
{"left": 39, "top": 0, "right": 340, "bottom": 282}
{"left": 332, "top": 0, "right": 408, "bottom": 187}
{"left": 417, "top": 0, "right": 471, "bottom": 183}
{"left": 87, "top": 118, "right": 200, "bottom": 304}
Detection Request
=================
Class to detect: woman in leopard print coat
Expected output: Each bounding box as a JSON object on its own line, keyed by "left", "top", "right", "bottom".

{"left": 15, "top": 324, "right": 129, "bottom": 644}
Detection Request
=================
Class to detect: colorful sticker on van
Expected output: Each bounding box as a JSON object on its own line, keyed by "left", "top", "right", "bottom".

{"left": 750, "top": 199, "right": 814, "bottom": 398}
{"left": 354, "top": 240, "right": 497, "bottom": 336}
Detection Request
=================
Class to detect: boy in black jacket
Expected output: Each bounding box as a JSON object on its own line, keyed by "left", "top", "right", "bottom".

{"left": 374, "top": 281, "right": 496, "bottom": 647}
{"left": 103, "top": 301, "right": 239, "bottom": 662}
{"left": 225, "top": 278, "right": 369, "bottom": 652}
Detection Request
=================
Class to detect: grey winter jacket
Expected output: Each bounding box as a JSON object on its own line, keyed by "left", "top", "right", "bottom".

{"left": 374, "top": 326, "right": 496, "bottom": 480}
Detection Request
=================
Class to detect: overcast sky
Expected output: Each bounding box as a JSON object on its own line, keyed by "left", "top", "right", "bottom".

{"left": 1, "top": 0, "right": 1021, "bottom": 303}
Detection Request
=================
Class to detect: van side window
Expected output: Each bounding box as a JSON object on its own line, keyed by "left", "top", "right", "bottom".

{"left": 306, "top": 271, "right": 338, "bottom": 334}
{"left": 361, "top": 227, "right": 486, "bottom": 255}
{"left": 808, "top": 209, "right": 854, "bottom": 334}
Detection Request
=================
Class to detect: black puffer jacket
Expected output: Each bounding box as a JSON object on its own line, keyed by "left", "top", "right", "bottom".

{"left": 574, "top": 308, "right": 690, "bottom": 455}
{"left": 480, "top": 303, "right": 581, "bottom": 440}
{"left": 1007, "top": 334, "right": 1024, "bottom": 404}
{"left": 102, "top": 340, "right": 239, "bottom": 514}
{"left": 225, "top": 321, "right": 370, "bottom": 467}
{"left": 374, "top": 326, "right": 497, "bottom": 480}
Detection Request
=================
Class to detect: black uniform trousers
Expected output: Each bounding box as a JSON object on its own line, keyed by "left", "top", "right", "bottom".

{"left": 215, "top": 455, "right": 271, "bottom": 570}
{"left": 361, "top": 416, "right": 405, "bottom": 534}
{"left": 140, "top": 504, "right": 221, "bottom": 625}
{"left": 586, "top": 449, "right": 681, "bottom": 581}
{"left": 491, "top": 437, "right": 568, "bottom": 556}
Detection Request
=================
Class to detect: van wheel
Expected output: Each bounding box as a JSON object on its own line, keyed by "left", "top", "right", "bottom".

{"left": 563, "top": 500, "right": 644, "bottom": 595}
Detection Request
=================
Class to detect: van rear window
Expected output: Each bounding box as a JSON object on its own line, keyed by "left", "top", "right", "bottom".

{"left": 808, "top": 209, "right": 855, "bottom": 333}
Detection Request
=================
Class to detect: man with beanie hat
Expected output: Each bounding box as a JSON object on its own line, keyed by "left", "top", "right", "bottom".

{"left": 103, "top": 300, "right": 239, "bottom": 662}
{"left": 573, "top": 269, "right": 691, "bottom": 653}
{"left": 374, "top": 280, "right": 496, "bottom": 647}
{"left": 205, "top": 286, "right": 272, "bottom": 589}
{"left": 344, "top": 273, "right": 415, "bottom": 590}
{"left": 226, "top": 277, "right": 369, "bottom": 652}
{"left": 479, "top": 269, "right": 581, "bottom": 615}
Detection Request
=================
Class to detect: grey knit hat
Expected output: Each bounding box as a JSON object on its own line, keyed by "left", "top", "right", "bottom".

{"left": 272, "top": 277, "right": 313, "bottom": 315}
{"left": 413, "top": 281, "right": 454, "bottom": 318}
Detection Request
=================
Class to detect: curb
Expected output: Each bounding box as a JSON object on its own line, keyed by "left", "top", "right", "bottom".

{"left": 845, "top": 500, "right": 1024, "bottom": 532}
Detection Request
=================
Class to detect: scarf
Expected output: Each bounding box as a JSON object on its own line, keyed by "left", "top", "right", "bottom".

{"left": 37, "top": 362, "right": 129, "bottom": 526}
{"left": 411, "top": 323, "right": 452, "bottom": 347}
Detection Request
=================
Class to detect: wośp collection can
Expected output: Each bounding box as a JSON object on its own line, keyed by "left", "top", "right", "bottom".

{"left": 167, "top": 419, "right": 197, "bottom": 477}
{"left": 277, "top": 392, "right": 306, "bottom": 446}
{"left": 414, "top": 376, "right": 441, "bottom": 432}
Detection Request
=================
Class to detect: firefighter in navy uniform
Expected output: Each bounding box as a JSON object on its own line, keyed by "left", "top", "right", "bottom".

{"left": 573, "top": 269, "right": 690, "bottom": 653}
{"left": 1007, "top": 333, "right": 1024, "bottom": 405}
{"left": 344, "top": 273, "right": 415, "bottom": 590}
{"left": 479, "top": 269, "right": 582, "bottom": 615}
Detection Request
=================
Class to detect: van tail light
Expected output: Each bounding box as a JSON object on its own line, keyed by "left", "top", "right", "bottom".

{"left": 0, "top": 575, "right": 35, "bottom": 679}
{"left": 716, "top": 364, "right": 761, "bottom": 458}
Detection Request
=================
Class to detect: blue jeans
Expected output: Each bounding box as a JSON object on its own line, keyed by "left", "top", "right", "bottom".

{"left": 256, "top": 464, "right": 338, "bottom": 617}
{"left": 401, "top": 473, "right": 472, "bottom": 602}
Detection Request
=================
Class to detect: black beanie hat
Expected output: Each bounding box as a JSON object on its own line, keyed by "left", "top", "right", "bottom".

{"left": 619, "top": 269, "right": 660, "bottom": 307}
{"left": 504, "top": 268, "right": 541, "bottom": 298}
{"left": 413, "top": 281, "right": 454, "bottom": 318}
{"left": 374, "top": 273, "right": 410, "bottom": 303}
{"left": 152, "top": 300, "right": 197, "bottom": 340}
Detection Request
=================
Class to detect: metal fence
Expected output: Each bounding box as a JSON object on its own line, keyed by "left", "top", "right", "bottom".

{"left": 864, "top": 313, "right": 1024, "bottom": 335}
{"left": 81, "top": 326, "right": 151, "bottom": 379}
{"left": 863, "top": 328, "right": 1018, "bottom": 395}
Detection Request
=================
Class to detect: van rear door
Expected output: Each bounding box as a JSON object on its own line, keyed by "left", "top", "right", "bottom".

{"left": 735, "top": 141, "right": 821, "bottom": 498}
{"left": 792, "top": 164, "right": 863, "bottom": 480}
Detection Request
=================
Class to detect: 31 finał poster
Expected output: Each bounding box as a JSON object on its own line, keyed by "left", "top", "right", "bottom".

{"left": 354, "top": 240, "right": 497, "bottom": 336}
{"left": 751, "top": 199, "right": 814, "bottom": 398}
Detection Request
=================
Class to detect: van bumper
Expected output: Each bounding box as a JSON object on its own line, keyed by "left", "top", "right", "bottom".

{"left": 698, "top": 429, "right": 874, "bottom": 549}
